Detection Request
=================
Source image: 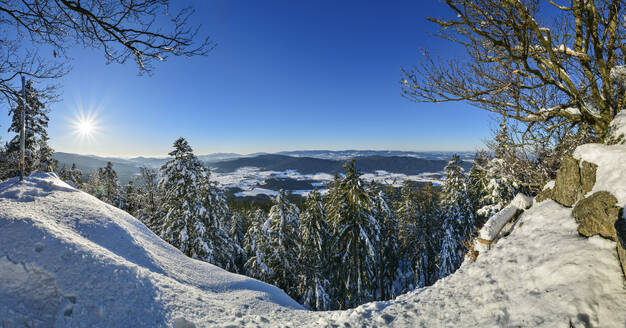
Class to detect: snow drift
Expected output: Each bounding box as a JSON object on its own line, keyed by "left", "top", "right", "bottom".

{"left": 2, "top": 150, "right": 626, "bottom": 327}
{"left": 0, "top": 174, "right": 302, "bottom": 327}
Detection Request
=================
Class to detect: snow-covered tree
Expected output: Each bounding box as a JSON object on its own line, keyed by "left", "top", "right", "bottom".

{"left": 134, "top": 167, "right": 162, "bottom": 234}
{"left": 438, "top": 154, "right": 475, "bottom": 279}
{"left": 97, "top": 161, "right": 123, "bottom": 207}
{"left": 372, "top": 187, "right": 398, "bottom": 300}
{"left": 68, "top": 163, "right": 83, "bottom": 188}
{"left": 262, "top": 190, "right": 301, "bottom": 295}
{"left": 122, "top": 180, "right": 140, "bottom": 216}
{"left": 4, "top": 80, "right": 55, "bottom": 177}
{"left": 297, "top": 189, "right": 332, "bottom": 310}
{"left": 244, "top": 209, "right": 271, "bottom": 281}
{"left": 326, "top": 160, "right": 380, "bottom": 309}
{"left": 467, "top": 151, "right": 490, "bottom": 224}
{"left": 159, "top": 137, "right": 237, "bottom": 270}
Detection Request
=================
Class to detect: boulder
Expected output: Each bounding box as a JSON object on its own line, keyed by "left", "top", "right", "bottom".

{"left": 535, "top": 187, "right": 553, "bottom": 203}
{"left": 615, "top": 217, "right": 626, "bottom": 277}
{"left": 572, "top": 191, "right": 619, "bottom": 240}
{"left": 552, "top": 156, "right": 582, "bottom": 206}
{"left": 580, "top": 161, "right": 597, "bottom": 194}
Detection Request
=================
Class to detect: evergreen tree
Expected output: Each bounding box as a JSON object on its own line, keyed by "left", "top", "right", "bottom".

{"left": 481, "top": 121, "right": 519, "bottom": 218}
{"left": 467, "top": 151, "right": 490, "bottom": 225}
{"left": 415, "top": 183, "right": 443, "bottom": 287}
{"left": 262, "top": 190, "right": 300, "bottom": 296}
{"left": 122, "top": 180, "right": 140, "bottom": 216}
{"left": 58, "top": 164, "right": 70, "bottom": 182}
{"left": 5, "top": 80, "right": 54, "bottom": 177}
{"left": 372, "top": 187, "right": 398, "bottom": 301}
{"left": 97, "top": 161, "right": 123, "bottom": 207}
{"left": 396, "top": 181, "right": 421, "bottom": 292}
{"left": 326, "top": 160, "right": 380, "bottom": 309}
{"left": 297, "top": 189, "right": 332, "bottom": 310}
{"left": 134, "top": 167, "right": 162, "bottom": 234}
{"left": 438, "top": 154, "right": 475, "bottom": 279}
{"left": 244, "top": 209, "right": 271, "bottom": 281}
{"left": 159, "top": 138, "right": 237, "bottom": 270}
{"left": 68, "top": 163, "right": 83, "bottom": 188}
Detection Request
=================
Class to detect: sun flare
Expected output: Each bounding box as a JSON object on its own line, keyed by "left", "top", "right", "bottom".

{"left": 77, "top": 119, "right": 94, "bottom": 136}
{"left": 70, "top": 110, "right": 101, "bottom": 142}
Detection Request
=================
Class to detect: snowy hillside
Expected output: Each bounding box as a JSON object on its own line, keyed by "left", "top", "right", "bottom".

{"left": 2, "top": 163, "right": 626, "bottom": 326}
{"left": 0, "top": 174, "right": 302, "bottom": 327}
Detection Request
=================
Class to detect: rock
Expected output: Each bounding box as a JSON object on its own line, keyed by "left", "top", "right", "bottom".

{"left": 615, "top": 217, "right": 626, "bottom": 277}
{"left": 572, "top": 191, "right": 619, "bottom": 240}
{"left": 580, "top": 161, "right": 597, "bottom": 194}
{"left": 535, "top": 187, "right": 553, "bottom": 203}
{"left": 552, "top": 156, "right": 582, "bottom": 207}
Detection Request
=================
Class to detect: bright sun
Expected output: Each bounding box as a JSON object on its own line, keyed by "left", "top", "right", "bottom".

{"left": 77, "top": 119, "right": 94, "bottom": 136}
{"left": 70, "top": 110, "right": 101, "bottom": 142}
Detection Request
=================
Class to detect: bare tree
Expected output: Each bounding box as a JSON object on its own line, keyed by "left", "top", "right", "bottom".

{"left": 402, "top": 0, "right": 626, "bottom": 138}
{"left": 0, "top": 0, "right": 213, "bottom": 105}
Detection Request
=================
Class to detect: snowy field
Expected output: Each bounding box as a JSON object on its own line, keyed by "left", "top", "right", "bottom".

{"left": 212, "top": 167, "right": 443, "bottom": 198}
{"left": 1, "top": 172, "right": 625, "bottom": 327}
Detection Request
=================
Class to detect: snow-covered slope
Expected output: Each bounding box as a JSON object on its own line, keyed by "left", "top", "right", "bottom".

{"left": 0, "top": 174, "right": 303, "bottom": 327}
{"left": 2, "top": 171, "right": 626, "bottom": 327}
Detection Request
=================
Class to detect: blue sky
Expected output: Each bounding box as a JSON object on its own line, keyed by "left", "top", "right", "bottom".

{"left": 2, "top": 0, "right": 494, "bottom": 157}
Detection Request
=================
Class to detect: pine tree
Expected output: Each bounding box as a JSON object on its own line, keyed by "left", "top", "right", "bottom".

{"left": 298, "top": 189, "right": 332, "bottom": 310}
{"left": 97, "top": 161, "right": 123, "bottom": 207}
{"left": 5, "top": 80, "right": 54, "bottom": 177}
{"left": 438, "top": 154, "right": 475, "bottom": 279}
{"left": 326, "top": 160, "right": 380, "bottom": 309}
{"left": 261, "top": 190, "right": 300, "bottom": 296}
{"left": 134, "top": 167, "right": 162, "bottom": 234}
{"left": 244, "top": 209, "right": 271, "bottom": 281}
{"left": 122, "top": 180, "right": 140, "bottom": 216}
{"left": 415, "top": 183, "right": 443, "bottom": 287}
{"left": 159, "top": 138, "right": 237, "bottom": 270}
{"left": 467, "top": 151, "right": 490, "bottom": 225}
{"left": 69, "top": 163, "right": 83, "bottom": 188}
{"left": 396, "top": 181, "right": 421, "bottom": 292}
{"left": 372, "top": 187, "right": 398, "bottom": 301}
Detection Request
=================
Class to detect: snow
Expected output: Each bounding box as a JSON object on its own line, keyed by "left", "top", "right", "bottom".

{"left": 2, "top": 171, "right": 626, "bottom": 326}
{"left": 477, "top": 193, "right": 532, "bottom": 243}
{"left": 0, "top": 173, "right": 302, "bottom": 327}
{"left": 573, "top": 143, "right": 626, "bottom": 205}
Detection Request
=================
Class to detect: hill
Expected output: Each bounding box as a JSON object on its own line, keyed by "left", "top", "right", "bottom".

{"left": 2, "top": 166, "right": 625, "bottom": 326}
{"left": 211, "top": 154, "right": 472, "bottom": 175}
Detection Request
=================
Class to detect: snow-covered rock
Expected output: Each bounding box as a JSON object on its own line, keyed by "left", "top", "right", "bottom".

{"left": 2, "top": 172, "right": 625, "bottom": 327}
{"left": 477, "top": 193, "right": 532, "bottom": 246}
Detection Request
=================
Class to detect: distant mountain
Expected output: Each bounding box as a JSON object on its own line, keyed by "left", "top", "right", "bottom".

{"left": 53, "top": 152, "right": 141, "bottom": 184}
{"left": 275, "top": 150, "right": 476, "bottom": 161}
{"left": 197, "top": 153, "right": 247, "bottom": 163}
{"left": 54, "top": 151, "right": 475, "bottom": 185}
{"left": 211, "top": 154, "right": 472, "bottom": 175}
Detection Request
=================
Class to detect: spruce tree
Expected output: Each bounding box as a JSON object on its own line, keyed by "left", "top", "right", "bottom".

{"left": 298, "top": 189, "right": 332, "bottom": 310}
{"left": 326, "top": 160, "right": 380, "bottom": 309}
{"left": 97, "top": 161, "right": 123, "bottom": 207}
{"left": 122, "top": 180, "right": 140, "bottom": 216}
{"left": 438, "top": 154, "right": 475, "bottom": 279}
{"left": 415, "top": 183, "right": 443, "bottom": 287}
{"left": 372, "top": 187, "right": 398, "bottom": 301}
{"left": 467, "top": 151, "right": 490, "bottom": 225}
{"left": 135, "top": 167, "right": 162, "bottom": 234}
{"left": 159, "top": 137, "right": 237, "bottom": 270}
{"left": 5, "top": 80, "right": 54, "bottom": 177}
{"left": 262, "top": 190, "right": 300, "bottom": 296}
{"left": 69, "top": 163, "right": 83, "bottom": 188}
{"left": 244, "top": 209, "right": 271, "bottom": 281}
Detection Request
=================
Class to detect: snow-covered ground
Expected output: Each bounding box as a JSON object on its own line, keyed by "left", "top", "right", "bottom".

{"left": 212, "top": 167, "right": 443, "bottom": 198}
{"left": 2, "top": 171, "right": 625, "bottom": 327}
